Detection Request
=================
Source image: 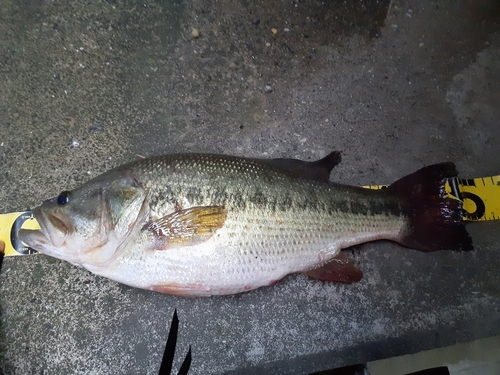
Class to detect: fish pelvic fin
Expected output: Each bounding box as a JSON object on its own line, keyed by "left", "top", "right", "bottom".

{"left": 145, "top": 206, "right": 227, "bottom": 250}
{"left": 149, "top": 283, "right": 212, "bottom": 297}
{"left": 388, "top": 162, "right": 473, "bottom": 252}
{"left": 302, "top": 252, "right": 363, "bottom": 283}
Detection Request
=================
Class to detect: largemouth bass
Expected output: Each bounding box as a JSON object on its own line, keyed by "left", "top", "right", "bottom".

{"left": 19, "top": 152, "right": 472, "bottom": 296}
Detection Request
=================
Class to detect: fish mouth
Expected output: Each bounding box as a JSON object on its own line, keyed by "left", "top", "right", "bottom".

{"left": 18, "top": 227, "right": 50, "bottom": 252}
{"left": 19, "top": 206, "right": 73, "bottom": 254}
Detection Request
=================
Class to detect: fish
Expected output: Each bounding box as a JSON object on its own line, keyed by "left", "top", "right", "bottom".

{"left": 19, "top": 151, "right": 473, "bottom": 296}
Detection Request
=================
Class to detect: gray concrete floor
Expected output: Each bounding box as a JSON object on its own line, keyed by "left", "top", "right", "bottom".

{"left": 367, "top": 335, "right": 500, "bottom": 375}
{"left": 1, "top": 0, "right": 500, "bottom": 374}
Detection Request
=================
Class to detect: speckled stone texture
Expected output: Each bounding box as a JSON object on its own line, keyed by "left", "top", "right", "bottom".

{"left": 0, "top": 0, "right": 499, "bottom": 374}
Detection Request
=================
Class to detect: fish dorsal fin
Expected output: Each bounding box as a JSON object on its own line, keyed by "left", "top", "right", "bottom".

{"left": 265, "top": 151, "right": 341, "bottom": 182}
{"left": 146, "top": 206, "right": 227, "bottom": 250}
{"left": 301, "top": 252, "right": 363, "bottom": 283}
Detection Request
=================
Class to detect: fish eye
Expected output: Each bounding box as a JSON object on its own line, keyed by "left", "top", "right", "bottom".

{"left": 57, "top": 191, "right": 71, "bottom": 205}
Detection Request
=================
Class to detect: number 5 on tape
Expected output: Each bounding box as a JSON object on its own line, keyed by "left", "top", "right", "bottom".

{"left": 447, "top": 176, "right": 500, "bottom": 221}
{"left": 364, "top": 174, "right": 500, "bottom": 222}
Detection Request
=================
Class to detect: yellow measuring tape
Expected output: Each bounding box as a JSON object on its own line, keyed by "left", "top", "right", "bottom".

{"left": 363, "top": 175, "right": 500, "bottom": 222}
{"left": 1, "top": 175, "right": 499, "bottom": 257}
{"left": 1, "top": 211, "right": 40, "bottom": 257}
{"left": 452, "top": 176, "right": 500, "bottom": 221}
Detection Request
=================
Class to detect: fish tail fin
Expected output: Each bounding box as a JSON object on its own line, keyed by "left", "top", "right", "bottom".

{"left": 387, "top": 162, "right": 473, "bottom": 252}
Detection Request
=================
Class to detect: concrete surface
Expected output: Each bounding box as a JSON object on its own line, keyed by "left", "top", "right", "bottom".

{"left": 1, "top": 0, "right": 500, "bottom": 374}
{"left": 367, "top": 334, "right": 500, "bottom": 375}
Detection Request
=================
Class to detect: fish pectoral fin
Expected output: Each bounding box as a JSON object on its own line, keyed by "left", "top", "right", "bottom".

{"left": 301, "top": 252, "right": 363, "bottom": 283}
{"left": 146, "top": 206, "right": 227, "bottom": 249}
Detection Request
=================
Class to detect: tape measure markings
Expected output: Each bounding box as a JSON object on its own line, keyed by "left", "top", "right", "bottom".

{"left": 0, "top": 211, "right": 40, "bottom": 257}
{"left": 366, "top": 174, "right": 499, "bottom": 222}
{"left": 2, "top": 174, "right": 499, "bottom": 257}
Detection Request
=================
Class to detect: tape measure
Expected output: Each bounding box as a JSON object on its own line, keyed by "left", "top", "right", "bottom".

{"left": 1, "top": 175, "right": 499, "bottom": 257}
{"left": 0, "top": 211, "right": 40, "bottom": 257}
{"left": 363, "top": 175, "right": 500, "bottom": 222}
{"left": 452, "top": 176, "right": 500, "bottom": 221}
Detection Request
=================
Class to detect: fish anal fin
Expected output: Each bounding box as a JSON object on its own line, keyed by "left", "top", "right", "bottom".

{"left": 146, "top": 206, "right": 227, "bottom": 249}
{"left": 302, "top": 252, "right": 363, "bottom": 283}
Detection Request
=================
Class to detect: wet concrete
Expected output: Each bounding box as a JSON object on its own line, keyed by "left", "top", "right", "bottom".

{"left": 0, "top": 0, "right": 500, "bottom": 374}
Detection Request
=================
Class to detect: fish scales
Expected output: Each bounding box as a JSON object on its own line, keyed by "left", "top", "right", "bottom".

{"left": 104, "top": 154, "right": 406, "bottom": 295}
{"left": 19, "top": 152, "right": 472, "bottom": 296}
{"left": 133, "top": 154, "right": 401, "bottom": 219}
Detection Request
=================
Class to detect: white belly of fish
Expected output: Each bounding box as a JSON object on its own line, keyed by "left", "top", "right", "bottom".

{"left": 91, "top": 207, "right": 403, "bottom": 296}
